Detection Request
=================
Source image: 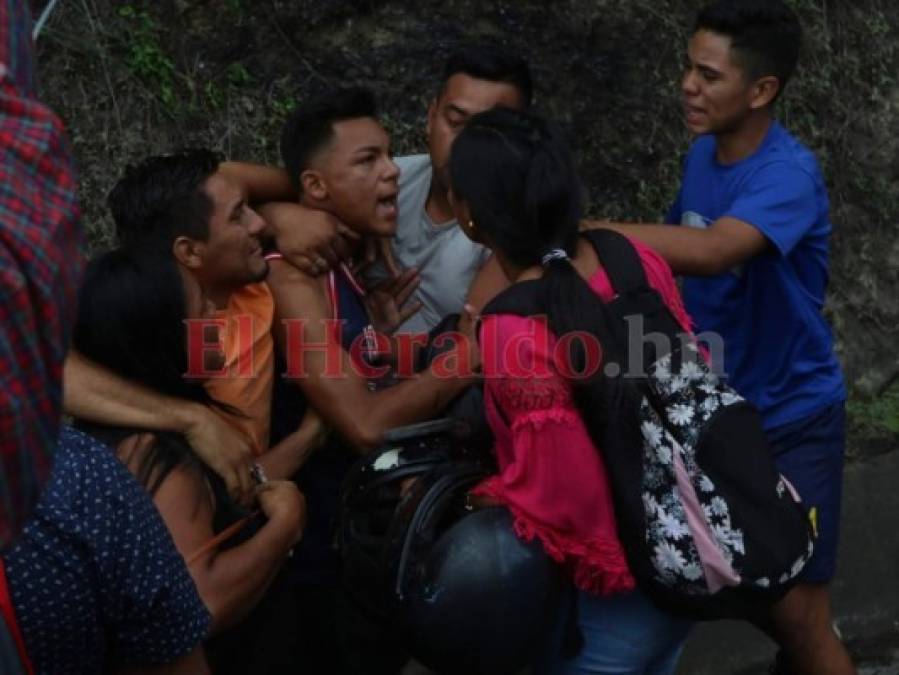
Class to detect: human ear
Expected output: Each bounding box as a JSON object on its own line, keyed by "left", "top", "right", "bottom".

{"left": 750, "top": 75, "right": 780, "bottom": 110}
{"left": 300, "top": 169, "right": 328, "bottom": 201}
{"left": 173, "top": 236, "right": 203, "bottom": 270}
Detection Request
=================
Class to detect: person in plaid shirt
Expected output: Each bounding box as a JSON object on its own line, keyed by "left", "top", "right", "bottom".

{"left": 1, "top": 1, "right": 84, "bottom": 671}
{"left": 0, "top": 0, "right": 84, "bottom": 555}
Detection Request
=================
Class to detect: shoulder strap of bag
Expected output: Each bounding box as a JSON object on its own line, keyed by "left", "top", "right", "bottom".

{"left": 582, "top": 229, "right": 684, "bottom": 348}
{"left": 481, "top": 278, "right": 545, "bottom": 319}
{"left": 481, "top": 229, "right": 654, "bottom": 319}
{"left": 581, "top": 229, "right": 652, "bottom": 296}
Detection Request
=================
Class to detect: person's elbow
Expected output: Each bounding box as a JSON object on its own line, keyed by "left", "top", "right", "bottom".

{"left": 190, "top": 568, "right": 237, "bottom": 635}
{"left": 195, "top": 564, "right": 273, "bottom": 635}
{"left": 684, "top": 233, "right": 748, "bottom": 276}
{"left": 342, "top": 418, "right": 382, "bottom": 453}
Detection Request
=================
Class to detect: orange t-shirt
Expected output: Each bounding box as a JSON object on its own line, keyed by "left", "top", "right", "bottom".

{"left": 204, "top": 282, "right": 275, "bottom": 454}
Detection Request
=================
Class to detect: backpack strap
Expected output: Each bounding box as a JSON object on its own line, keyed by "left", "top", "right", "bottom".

{"left": 478, "top": 231, "right": 685, "bottom": 366}
{"left": 480, "top": 229, "right": 655, "bottom": 319}
{"left": 581, "top": 229, "right": 652, "bottom": 297}
{"left": 481, "top": 278, "right": 545, "bottom": 319}
{"left": 582, "top": 229, "right": 684, "bottom": 347}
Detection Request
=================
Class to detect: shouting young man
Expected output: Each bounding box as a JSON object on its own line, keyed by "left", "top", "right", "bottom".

{"left": 368, "top": 45, "right": 532, "bottom": 333}
{"left": 595, "top": 2, "right": 853, "bottom": 673}
{"left": 264, "top": 87, "right": 479, "bottom": 675}
{"left": 268, "top": 45, "right": 534, "bottom": 334}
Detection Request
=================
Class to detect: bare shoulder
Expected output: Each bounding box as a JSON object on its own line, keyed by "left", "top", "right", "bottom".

{"left": 266, "top": 259, "right": 331, "bottom": 320}
{"left": 573, "top": 236, "right": 601, "bottom": 279}
{"left": 266, "top": 258, "right": 317, "bottom": 288}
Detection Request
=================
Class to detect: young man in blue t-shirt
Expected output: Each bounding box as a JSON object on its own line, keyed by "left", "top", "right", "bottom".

{"left": 596, "top": 1, "right": 853, "bottom": 674}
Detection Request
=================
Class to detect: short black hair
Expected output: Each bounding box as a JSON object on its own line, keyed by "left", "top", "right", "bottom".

{"left": 108, "top": 148, "right": 221, "bottom": 250}
{"left": 280, "top": 87, "right": 378, "bottom": 195}
{"left": 439, "top": 44, "right": 533, "bottom": 106}
{"left": 695, "top": 0, "right": 802, "bottom": 99}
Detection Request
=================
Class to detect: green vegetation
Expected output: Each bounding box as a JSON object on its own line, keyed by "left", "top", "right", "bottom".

{"left": 33, "top": 0, "right": 899, "bottom": 459}
{"left": 848, "top": 383, "right": 899, "bottom": 438}
{"left": 117, "top": 5, "right": 176, "bottom": 108}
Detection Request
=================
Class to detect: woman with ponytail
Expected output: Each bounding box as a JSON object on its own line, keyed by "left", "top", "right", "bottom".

{"left": 449, "top": 107, "right": 693, "bottom": 674}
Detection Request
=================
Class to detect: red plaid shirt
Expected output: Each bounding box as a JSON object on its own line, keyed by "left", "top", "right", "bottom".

{"left": 0, "top": 0, "right": 84, "bottom": 551}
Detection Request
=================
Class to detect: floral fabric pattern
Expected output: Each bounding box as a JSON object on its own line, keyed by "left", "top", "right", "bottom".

{"left": 636, "top": 345, "right": 813, "bottom": 594}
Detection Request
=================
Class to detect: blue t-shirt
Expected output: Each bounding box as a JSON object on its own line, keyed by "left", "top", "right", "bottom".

{"left": 2, "top": 427, "right": 210, "bottom": 674}
{"left": 668, "top": 121, "right": 845, "bottom": 429}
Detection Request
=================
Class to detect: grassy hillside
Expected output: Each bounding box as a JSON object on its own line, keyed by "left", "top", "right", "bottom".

{"left": 33, "top": 0, "right": 899, "bottom": 455}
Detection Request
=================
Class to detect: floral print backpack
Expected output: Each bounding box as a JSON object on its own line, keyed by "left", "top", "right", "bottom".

{"left": 481, "top": 229, "right": 814, "bottom": 618}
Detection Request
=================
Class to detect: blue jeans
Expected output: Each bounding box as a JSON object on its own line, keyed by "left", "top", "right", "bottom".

{"left": 537, "top": 588, "right": 691, "bottom": 675}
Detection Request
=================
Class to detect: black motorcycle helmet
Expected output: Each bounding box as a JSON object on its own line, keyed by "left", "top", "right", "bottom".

{"left": 392, "top": 480, "right": 563, "bottom": 674}
{"left": 339, "top": 419, "right": 561, "bottom": 674}
{"left": 339, "top": 419, "right": 491, "bottom": 618}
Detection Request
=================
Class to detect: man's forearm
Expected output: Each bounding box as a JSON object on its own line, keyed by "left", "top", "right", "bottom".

{"left": 256, "top": 201, "right": 303, "bottom": 241}
{"left": 584, "top": 219, "right": 699, "bottom": 273}
{"left": 585, "top": 217, "right": 770, "bottom": 276}
{"left": 297, "top": 365, "right": 476, "bottom": 453}
{"left": 64, "top": 351, "right": 256, "bottom": 503}
{"left": 351, "top": 369, "right": 476, "bottom": 450}
{"left": 63, "top": 351, "right": 200, "bottom": 434}
{"left": 584, "top": 220, "right": 722, "bottom": 276}
{"left": 219, "top": 161, "right": 294, "bottom": 204}
{"left": 257, "top": 425, "right": 320, "bottom": 480}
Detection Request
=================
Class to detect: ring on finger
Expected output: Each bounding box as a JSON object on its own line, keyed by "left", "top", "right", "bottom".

{"left": 251, "top": 463, "right": 268, "bottom": 485}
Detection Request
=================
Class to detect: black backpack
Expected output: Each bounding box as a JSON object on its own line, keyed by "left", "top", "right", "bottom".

{"left": 481, "top": 229, "right": 815, "bottom": 618}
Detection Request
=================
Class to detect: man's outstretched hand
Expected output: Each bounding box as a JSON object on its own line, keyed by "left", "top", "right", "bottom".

{"left": 366, "top": 268, "right": 423, "bottom": 335}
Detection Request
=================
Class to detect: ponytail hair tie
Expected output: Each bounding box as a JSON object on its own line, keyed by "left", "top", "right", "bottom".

{"left": 541, "top": 248, "right": 569, "bottom": 266}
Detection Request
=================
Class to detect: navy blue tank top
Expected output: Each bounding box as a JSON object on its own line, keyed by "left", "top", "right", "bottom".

{"left": 270, "top": 267, "right": 371, "bottom": 584}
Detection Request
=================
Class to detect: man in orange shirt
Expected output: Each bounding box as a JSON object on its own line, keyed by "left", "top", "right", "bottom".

{"left": 63, "top": 152, "right": 344, "bottom": 499}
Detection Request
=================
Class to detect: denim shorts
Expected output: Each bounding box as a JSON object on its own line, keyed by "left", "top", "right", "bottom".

{"left": 767, "top": 400, "right": 847, "bottom": 584}
{"left": 536, "top": 588, "right": 691, "bottom": 675}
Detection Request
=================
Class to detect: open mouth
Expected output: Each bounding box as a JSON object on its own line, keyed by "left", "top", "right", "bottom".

{"left": 376, "top": 193, "right": 399, "bottom": 220}
{"left": 684, "top": 105, "right": 705, "bottom": 124}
